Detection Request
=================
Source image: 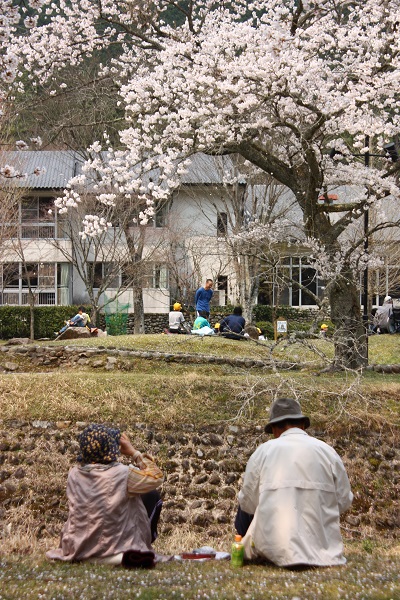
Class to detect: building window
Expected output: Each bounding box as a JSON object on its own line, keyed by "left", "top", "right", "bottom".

{"left": 39, "top": 262, "right": 56, "bottom": 287}
{"left": 22, "top": 263, "right": 38, "bottom": 287}
{"left": 88, "top": 262, "right": 104, "bottom": 289}
{"left": 121, "top": 264, "right": 133, "bottom": 287}
{"left": 143, "top": 264, "right": 168, "bottom": 288}
{"left": 0, "top": 262, "right": 56, "bottom": 305}
{"left": 20, "top": 197, "right": 56, "bottom": 239}
{"left": 217, "top": 212, "right": 228, "bottom": 236}
{"left": 87, "top": 262, "right": 120, "bottom": 289}
{"left": 369, "top": 264, "right": 400, "bottom": 306}
{"left": 271, "top": 257, "right": 324, "bottom": 307}
{"left": 155, "top": 203, "right": 168, "bottom": 227}
{"left": 127, "top": 201, "right": 168, "bottom": 228}
{"left": 2, "top": 263, "right": 20, "bottom": 288}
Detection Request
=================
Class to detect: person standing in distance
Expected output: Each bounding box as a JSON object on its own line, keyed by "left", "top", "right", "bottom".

{"left": 235, "top": 397, "right": 353, "bottom": 567}
{"left": 195, "top": 279, "right": 213, "bottom": 318}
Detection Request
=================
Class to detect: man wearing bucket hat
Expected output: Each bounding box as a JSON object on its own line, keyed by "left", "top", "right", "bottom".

{"left": 235, "top": 398, "right": 353, "bottom": 567}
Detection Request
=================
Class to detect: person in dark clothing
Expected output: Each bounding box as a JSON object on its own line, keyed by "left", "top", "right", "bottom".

{"left": 219, "top": 306, "right": 246, "bottom": 340}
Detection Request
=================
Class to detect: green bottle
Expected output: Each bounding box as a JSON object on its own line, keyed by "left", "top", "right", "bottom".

{"left": 231, "top": 534, "right": 244, "bottom": 567}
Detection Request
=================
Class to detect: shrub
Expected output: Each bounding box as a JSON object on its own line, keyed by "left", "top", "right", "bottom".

{"left": 255, "top": 321, "right": 275, "bottom": 338}
{"left": 0, "top": 306, "right": 88, "bottom": 339}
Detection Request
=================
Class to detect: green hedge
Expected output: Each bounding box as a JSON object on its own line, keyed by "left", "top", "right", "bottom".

{"left": 0, "top": 306, "right": 89, "bottom": 340}
{"left": 209, "top": 305, "right": 329, "bottom": 338}
{"left": 0, "top": 304, "right": 331, "bottom": 340}
{"left": 253, "top": 304, "right": 318, "bottom": 322}
{"left": 213, "top": 304, "right": 320, "bottom": 322}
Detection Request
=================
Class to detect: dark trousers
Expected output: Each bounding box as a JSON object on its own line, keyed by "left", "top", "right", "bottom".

{"left": 141, "top": 490, "right": 163, "bottom": 542}
{"left": 235, "top": 506, "right": 254, "bottom": 537}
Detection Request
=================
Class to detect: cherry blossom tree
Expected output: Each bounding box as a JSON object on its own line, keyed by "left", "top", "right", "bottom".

{"left": 8, "top": 0, "right": 400, "bottom": 367}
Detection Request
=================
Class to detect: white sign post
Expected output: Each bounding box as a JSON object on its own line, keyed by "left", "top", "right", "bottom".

{"left": 274, "top": 317, "right": 288, "bottom": 341}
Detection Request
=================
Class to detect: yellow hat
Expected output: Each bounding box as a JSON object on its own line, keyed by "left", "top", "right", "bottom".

{"left": 257, "top": 328, "right": 261, "bottom": 334}
{"left": 214, "top": 322, "right": 220, "bottom": 329}
{"left": 320, "top": 323, "right": 328, "bottom": 330}
{"left": 173, "top": 302, "right": 182, "bottom": 311}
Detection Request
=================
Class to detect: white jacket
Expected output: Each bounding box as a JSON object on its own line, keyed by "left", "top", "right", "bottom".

{"left": 238, "top": 428, "right": 353, "bottom": 567}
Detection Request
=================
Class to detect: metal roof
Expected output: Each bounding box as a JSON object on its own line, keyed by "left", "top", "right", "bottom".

{"left": 0, "top": 151, "right": 81, "bottom": 189}
{"left": 0, "top": 150, "right": 245, "bottom": 190}
{"left": 181, "top": 154, "right": 247, "bottom": 185}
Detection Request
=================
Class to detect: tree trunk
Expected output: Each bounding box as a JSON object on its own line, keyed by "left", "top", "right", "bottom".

{"left": 329, "top": 271, "right": 368, "bottom": 369}
{"left": 29, "top": 306, "right": 35, "bottom": 341}
{"left": 235, "top": 253, "right": 259, "bottom": 324}
{"left": 133, "top": 286, "right": 145, "bottom": 334}
{"left": 240, "top": 269, "right": 259, "bottom": 324}
{"left": 90, "top": 305, "right": 98, "bottom": 326}
{"left": 28, "top": 290, "right": 35, "bottom": 342}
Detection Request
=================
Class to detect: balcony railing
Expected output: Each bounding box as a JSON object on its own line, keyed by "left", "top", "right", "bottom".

{"left": 21, "top": 224, "right": 55, "bottom": 239}
{"left": 1, "top": 291, "right": 56, "bottom": 306}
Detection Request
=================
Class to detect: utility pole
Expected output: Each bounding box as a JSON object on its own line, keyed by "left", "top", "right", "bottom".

{"left": 363, "top": 135, "right": 370, "bottom": 360}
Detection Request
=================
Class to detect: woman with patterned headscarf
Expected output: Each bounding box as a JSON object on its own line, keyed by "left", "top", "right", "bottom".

{"left": 46, "top": 424, "right": 164, "bottom": 565}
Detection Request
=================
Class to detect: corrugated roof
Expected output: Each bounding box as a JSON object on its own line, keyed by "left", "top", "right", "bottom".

{"left": 0, "top": 151, "right": 81, "bottom": 189}
{"left": 0, "top": 150, "right": 245, "bottom": 190}
{"left": 182, "top": 154, "right": 246, "bottom": 184}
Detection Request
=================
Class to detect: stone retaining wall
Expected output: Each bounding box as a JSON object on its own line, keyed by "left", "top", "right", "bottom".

{"left": 0, "top": 342, "right": 298, "bottom": 371}
{"left": 98, "top": 312, "right": 265, "bottom": 335}
{"left": 0, "top": 341, "right": 398, "bottom": 545}
{"left": 0, "top": 418, "right": 398, "bottom": 546}
{"left": 1, "top": 341, "right": 400, "bottom": 373}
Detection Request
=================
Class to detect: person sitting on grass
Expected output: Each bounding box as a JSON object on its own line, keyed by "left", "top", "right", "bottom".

{"left": 235, "top": 398, "right": 353, "bottom": 568}
{"left": 372, "top": 296, "right": 395, "bottom": 334}
{"left": 46, "top": 424, "right": 164, "bottom": 565}
{"left": 219, "top": 306, "right": 246, "bottom": 340}
{"left": 191, "top": 311, "right": 215, "bottom": 335}
{"left": 168, "top": 302, "right": 187, "bottom": 334}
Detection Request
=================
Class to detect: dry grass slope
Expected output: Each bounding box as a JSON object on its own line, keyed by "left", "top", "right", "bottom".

{"left": 0, "top": 334, "right": 399, "bottom": 599}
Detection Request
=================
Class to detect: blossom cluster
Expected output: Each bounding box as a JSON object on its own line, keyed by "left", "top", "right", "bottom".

{"left": 54, "top": 189, "right": 82, "bottom": 213}
{"left": 5, "top": 0, "right": 400, "bottom": 251}
{"left": 79, "top": 215, "right": 112, "bottom": 239}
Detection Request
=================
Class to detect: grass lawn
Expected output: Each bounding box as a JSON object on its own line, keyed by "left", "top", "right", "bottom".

{"left": 44, "top": 330, "right": 400, "bottom": 367}
{"left": 1, "top": 541, "right": 399, "bottom": 600}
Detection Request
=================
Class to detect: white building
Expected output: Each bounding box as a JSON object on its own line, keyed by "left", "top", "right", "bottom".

{"left": 1, "top": 150, "right": 398, "bottom": 313}
{"left": 0, "top": 151, "right": 235, "bottom": 312}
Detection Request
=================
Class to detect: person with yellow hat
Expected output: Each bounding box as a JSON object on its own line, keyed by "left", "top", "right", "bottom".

{"left": 320, "top": 323, "right": 328, "bottom": 337}
{"left": 168, "top": 302, "right": 187, "bottom": 334}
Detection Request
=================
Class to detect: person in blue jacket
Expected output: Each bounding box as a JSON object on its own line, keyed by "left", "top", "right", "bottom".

{"left": 195, "top": 279, "right": 213, "bottom": 317}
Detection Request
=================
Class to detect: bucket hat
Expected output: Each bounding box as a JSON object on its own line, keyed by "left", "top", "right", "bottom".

{"left": 265, "top": 398, "right": 310, "bottom": 433}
